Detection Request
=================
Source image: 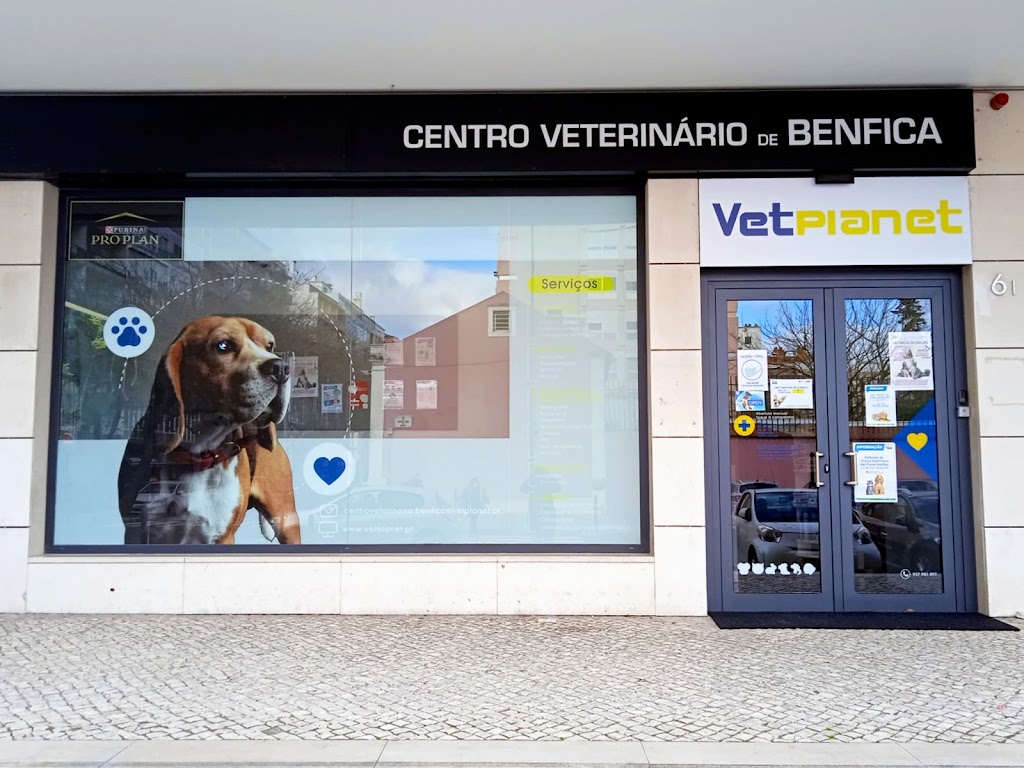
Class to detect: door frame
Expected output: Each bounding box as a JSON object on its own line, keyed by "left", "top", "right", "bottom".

{"left": 702, "top": 268, "right": 977, "bottom": 613}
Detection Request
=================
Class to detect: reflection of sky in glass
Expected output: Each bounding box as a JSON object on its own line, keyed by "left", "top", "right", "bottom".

{"left": 737, "top": 302, "right": 782, "bottom": 331}
{"left": 186, "top": 223, "right": 503, "bottom": 340}
{"left": 739, "top": 299, "right": 932, "bottom": 333}
{"left": 181, "top": 194, "right": 640, "bottom": 342}
{"left": 313, "top": 259, "right": 498, "bottom": 339}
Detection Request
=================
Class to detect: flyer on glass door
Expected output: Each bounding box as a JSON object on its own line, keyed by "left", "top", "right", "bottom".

{"left": 770, "top": 379, "right": 813, "bottom": 409}
{"left": 737, "top": 349, "right": 769, "bottom": 391}
{"left": 888, "top": 332, "right": 933, "bottom": 391}
{"left": 853, "top": 442, "right": 898, "bottom": 503}
{"left": 865, "top": 384, "right": 896, "bottom": 426}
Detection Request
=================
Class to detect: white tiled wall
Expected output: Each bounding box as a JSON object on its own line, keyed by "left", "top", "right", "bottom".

{"left": 0, "top": 181, "right": 54, "bottom": 613}
{"left": 645, "top": 180, "right": 707, "bottom": 615}
{"left": 2, "top": 178, "right": 707, "bottom": 616}
{"left": 969, "top": 90, "right": 1024, "bottom": 616}
{"left": 0, "top": 529, "right": 29, "bottom": 612}
{"left": 342, "top": 561, "right": 496, "bottom": 614}
{"left": 26, "top": 559, "right": 186, "bottom": 613}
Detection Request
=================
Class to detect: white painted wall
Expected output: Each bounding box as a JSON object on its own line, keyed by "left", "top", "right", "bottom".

{"left": 966, "top": 90, "right": 1024, "bottom": 617}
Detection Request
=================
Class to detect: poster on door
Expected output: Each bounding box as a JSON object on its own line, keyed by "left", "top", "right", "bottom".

{"left": 852, "top": 442, "right": 898, "bottom": 503}
{"left": 770, "top": 379, "right": 813, "bottom": 409}
{"left": 735, "top": 390, "right": 766, "bottom": 412}
{"left": 865, "top": 384, "right": 896, "bottom": 426}
{"left": 737, "top": 349, "right": 769, "bottom": 391}
{"left": 888, "top": 332, "right": 933, "bottom": 391}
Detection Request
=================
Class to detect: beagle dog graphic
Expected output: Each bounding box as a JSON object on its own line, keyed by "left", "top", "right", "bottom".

{"left": 117, "top": 316, "right": 301, "bottom": 545}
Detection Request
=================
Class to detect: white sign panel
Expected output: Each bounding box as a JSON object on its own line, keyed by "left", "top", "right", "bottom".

{"left": 864, "top": 385, "right": 897, "bottom": 426}
{"left": 699, "top": 177, "right": 971, "bottom": 267}
{"left": 853, "top": 442, "right": 898, "bottom": 503}
{"left": 770, "top": 378, "right": 813, "bottom": 410}
{"left": 888, "top": 331, "right": 933, "bottom": 391}
{"left": 737, "top": 349, "right": 769, "bottom": 391}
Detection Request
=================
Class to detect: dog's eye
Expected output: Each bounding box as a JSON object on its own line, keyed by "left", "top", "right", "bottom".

{"left": 266, "top": 341, "right": 275, "bottom": 352}
{"left": 215, "top": 340, "right": 235, "bottom": 353}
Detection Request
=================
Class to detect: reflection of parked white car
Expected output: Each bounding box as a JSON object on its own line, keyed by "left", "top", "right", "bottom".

{"left": 735, "top": 489, "right": 820, "bottom": 567}
{"left": 734, "top": 488, "right": 882, "bottom": 571}
{"left": 729, "top": 480, "right": 779, "bottom": 510}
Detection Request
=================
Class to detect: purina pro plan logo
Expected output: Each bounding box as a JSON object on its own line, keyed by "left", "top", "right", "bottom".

{"left": 698, "top": 177, "right": 972, "bottom": 267}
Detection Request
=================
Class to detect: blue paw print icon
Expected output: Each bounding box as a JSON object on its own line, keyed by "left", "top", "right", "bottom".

{"left": 103, "top": 308, "right": 155, "bottom": 359}
{"left": 112, "top": 315, "right": 147, "bottom": 347}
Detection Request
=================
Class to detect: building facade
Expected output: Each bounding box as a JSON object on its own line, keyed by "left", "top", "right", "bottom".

{"left": 0, "top": 89, "right": 1021, "bottom": 616}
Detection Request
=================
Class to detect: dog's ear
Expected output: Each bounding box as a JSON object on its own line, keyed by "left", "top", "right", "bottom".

{"left": 151, "top": 339, "right": 187, "bottom": 453}
{"left": 256, "top": 420, "right": 277, "bottom": 451}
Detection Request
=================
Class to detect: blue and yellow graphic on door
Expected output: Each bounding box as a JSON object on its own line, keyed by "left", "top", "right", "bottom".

{"left": 733, "top": 414, "right": 756, "bottom": 437}
{"left": 896, "top": 398, "right": 938, "bottom": 481}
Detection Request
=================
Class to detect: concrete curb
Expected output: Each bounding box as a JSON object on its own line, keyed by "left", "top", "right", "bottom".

{"left": 0, "top": 740, "right": 1023, "bottom": 766}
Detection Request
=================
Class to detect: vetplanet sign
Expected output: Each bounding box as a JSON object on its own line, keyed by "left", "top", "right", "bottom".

{"left": 698, "top": 177, "right": 972, "bottom": 268}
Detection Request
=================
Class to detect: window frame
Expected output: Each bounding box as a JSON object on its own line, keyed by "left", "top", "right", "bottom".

{"left": 487, "top": 306, "right": 512, "bottom": 338}
{"left": 45, "top": 182, "right": 651, "bottom": 554}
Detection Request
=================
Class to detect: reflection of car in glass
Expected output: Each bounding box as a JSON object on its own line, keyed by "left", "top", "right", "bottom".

{"left": 124, "top": 480, "right": 181, "bottom": 541}
{"left": 897, "top": 479, "right": 938, "bottom": 493}
{"left": 856, "top": 491, "right": 941, "bottom": 573}
{"left": 729, "top": 480, "right": 779, "bottom": 509}
{"left": 734, "top": 489, "right": 881, "bottom": 571}
{"left": 735, "top": 489, "right": 820, "bottom": 567}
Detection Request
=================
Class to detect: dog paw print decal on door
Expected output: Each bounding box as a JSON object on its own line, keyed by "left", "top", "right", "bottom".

{"left": 103, "top": 308, "right": 155, "bottom": 358}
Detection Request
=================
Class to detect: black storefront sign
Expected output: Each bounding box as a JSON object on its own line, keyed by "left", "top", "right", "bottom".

{"left": 0, "top": 89, "right": 975, "bottom": 178}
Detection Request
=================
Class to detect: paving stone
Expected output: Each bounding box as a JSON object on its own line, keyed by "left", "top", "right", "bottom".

{"left": 0, "top": 615, "right": 1022, "bottom": 742}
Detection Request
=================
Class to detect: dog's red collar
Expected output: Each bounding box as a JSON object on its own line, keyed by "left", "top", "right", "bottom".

{"left": 165, "top": 436, "right": 260, "bottom": 472}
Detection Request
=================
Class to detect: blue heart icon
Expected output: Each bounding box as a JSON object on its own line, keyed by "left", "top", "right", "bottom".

{"left": 313, "top": 456, "right": 346, "bottom": 485}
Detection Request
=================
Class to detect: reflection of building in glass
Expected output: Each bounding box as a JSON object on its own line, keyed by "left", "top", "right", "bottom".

{"left": 384, "top": 291, "right": 510, "bottom": 438}
{"left": 281, "top": 279, "right": 387, "bottom": 433}
{"left": 738, "top": 324, "right": 762, "bottom": 350}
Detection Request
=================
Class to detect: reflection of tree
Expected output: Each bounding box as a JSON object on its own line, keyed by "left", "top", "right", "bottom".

{"left": 760, "top": 301, "right": 814, "bottom": 379}
{"left": 757, "top": 298, "right": 933, "bottom": 423}
{"left": 844, "top": 299, "right": 931, "bottom": 421}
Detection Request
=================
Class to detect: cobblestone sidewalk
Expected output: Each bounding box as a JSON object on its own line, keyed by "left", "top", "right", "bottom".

{"left": 1, "top": 615, "right": 1022, "bottom": 743}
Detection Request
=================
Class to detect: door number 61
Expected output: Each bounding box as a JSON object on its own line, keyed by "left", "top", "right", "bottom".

{"left": 992, "top": 273, "right": 1018, "bottom": 296}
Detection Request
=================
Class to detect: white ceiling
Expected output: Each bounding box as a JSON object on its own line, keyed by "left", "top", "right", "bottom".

{"left": 2, "top": 0, "right": 1023, "bottom": 92}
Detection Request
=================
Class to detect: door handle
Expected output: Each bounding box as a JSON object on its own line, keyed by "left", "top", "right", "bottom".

{"left": 844, "top": 451, "right": 858, "bottom": 487}
{"left": 810, "top": 451, "right": 826, "bottom": 488}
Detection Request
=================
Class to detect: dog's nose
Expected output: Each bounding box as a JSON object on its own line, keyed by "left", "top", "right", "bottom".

{"left": 263, "top": 359, "right": 290, "bottom": 385}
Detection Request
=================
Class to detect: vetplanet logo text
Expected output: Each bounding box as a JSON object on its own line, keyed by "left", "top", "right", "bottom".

{"left": 712, "top": 200, "right": 963, "bottom": 237}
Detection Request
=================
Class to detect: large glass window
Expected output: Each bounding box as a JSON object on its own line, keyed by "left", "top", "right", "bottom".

{"left": 51, "top": 194, "right": 643, "bottom": 549}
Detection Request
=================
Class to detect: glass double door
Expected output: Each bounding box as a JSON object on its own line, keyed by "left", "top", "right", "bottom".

{"left": 708, "top": 274, "right": 971, "bottom": 612}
